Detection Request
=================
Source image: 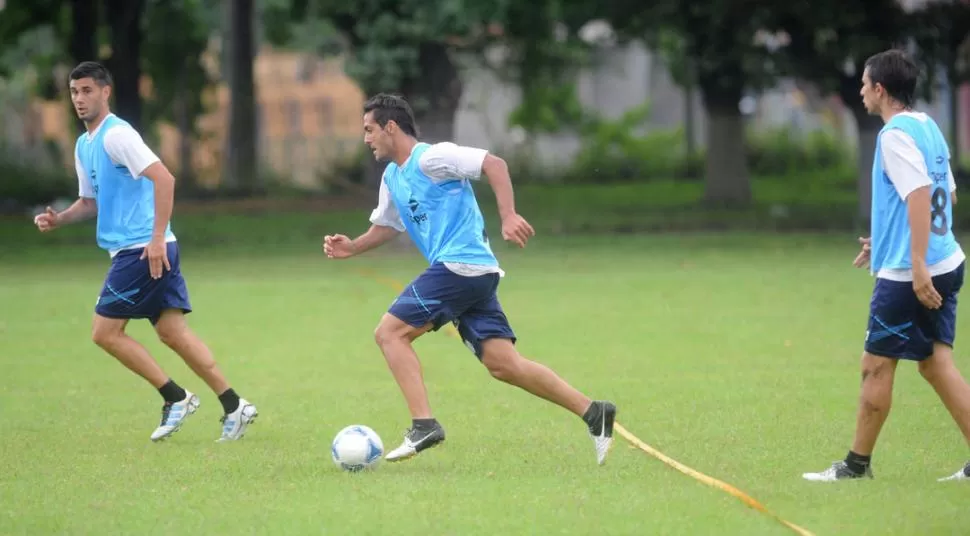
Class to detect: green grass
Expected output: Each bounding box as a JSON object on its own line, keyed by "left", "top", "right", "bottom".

{"left": 2, "top": 224, "right": 970, "bottom": 535}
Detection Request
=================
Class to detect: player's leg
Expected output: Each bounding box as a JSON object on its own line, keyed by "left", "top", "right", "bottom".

{"left": 93, "top": 249, "right": 198, "bottom": 441}
{"left": 373, "top": 314, "right": 436, "bottom": 419}
{"left": 151, "top": 242, "right": 257, "bottom": 442}
{"left": 911, "top": 263, "right": 970, "bottom": 481}
{"left": 479, "top": 339, "right": 590, "bottom": 416}
{"left": 921, "top": 344, "right": 970, "bottom": 481}
{"left": 461, "top": 295, "right": 617, "bottom": 465}
{"left": 802, "top": 352, "right": 897, "bottom": 482}
{"left": 378, "top": 264, "right": 482, "bottom": 462}
{"left": 91, "top": 314, "right": 169, "bottom": 388}
{"left": 804, "top": 277, "right": 918, "bottom": 482}
{"left": 849, "top": 352, "right": 898, "bottom": 459}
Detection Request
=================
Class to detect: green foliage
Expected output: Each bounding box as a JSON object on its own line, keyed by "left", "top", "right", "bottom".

{"left": 746, "top": 127, "right": 852, "bottom": 177}
{"left": 141, "top": 0, "right": 213, "bottom": 140}
{"left": 506, "top": 101, "right": 851, "bottom": 185}
{"left": 607, "top": 1, "right": 787, "bottom": 106}
{"left": 508, "top": 83, "right": 587, "bottom": 133}
{"left": 498, "top": 0, "right": 597, "bottom": 133}
{"left": 0, "top": 143, "right": 75, "bottom": 208}
{"left": 768, "top": 0, "right": 909, "bottom": 98}
{"left": 910, "top": 2, "right": 970, "bottom": 102}
{"left": 264, "top": 0, "right": 493, "bottom": 93}
{"left": 0, "top": 0, "right": 68, "bottom": 79}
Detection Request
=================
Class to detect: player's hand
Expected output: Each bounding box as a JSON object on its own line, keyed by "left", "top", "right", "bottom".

{"left": 913, "top": 262, "right": 943, "bottom": 310}
{"left": 140, "top": 237, "right": 170, "bottom": 279}
{"left": 33, "top": 206, "right": 59, "bottom": 232}
{"left": 323, "top": 234, "right": 356, "bottom": 259}
{"left": 501, "top": 213, "right": 535, "bottom": 248}
{"left": 852, "top": 236, "right": 871, "bottom": 269}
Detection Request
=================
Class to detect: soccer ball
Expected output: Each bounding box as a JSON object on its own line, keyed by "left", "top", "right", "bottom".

{"left": 331, "top": 425, "right": 384, "bottom": 472}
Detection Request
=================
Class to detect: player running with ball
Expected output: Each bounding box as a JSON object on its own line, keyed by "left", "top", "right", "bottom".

{"left": 324, "top": 94, "right": 617, "bottom": 465}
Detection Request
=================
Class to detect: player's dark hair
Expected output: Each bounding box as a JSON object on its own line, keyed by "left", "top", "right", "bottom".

{"left": 69, "top": 61, "right": 113, "bottom": 87}
{"left": 864, "top": 49, "right": 919, "bottom": 108}
{"left": 363, "top": 93, "right": 419, "bottom": 137}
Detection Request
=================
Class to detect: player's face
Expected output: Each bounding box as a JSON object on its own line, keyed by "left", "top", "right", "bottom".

{"left": 69, "top": 78, "right": 108, "bottom": 122}
{"left": 860, "top": 69, "right": 880, "bottom": 115}
{"left": 362, "top": 112, "right": 392, "bottom": 161}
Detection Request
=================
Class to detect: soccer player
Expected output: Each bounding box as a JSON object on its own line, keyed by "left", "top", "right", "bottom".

{"left": 803, "top": 50, "right": 970, "bottom": 482}
{"left": 33, "top": 61, "right": 258, "bottom": 442}
{"left": 323, "top": 94, "right": 617, "bottom": 464}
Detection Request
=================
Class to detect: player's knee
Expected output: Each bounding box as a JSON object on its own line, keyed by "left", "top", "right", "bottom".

{"left": 91, "top": 323, "right": 121, "bottom": 349}
{"left": 374, "top": 316, "right": 428, "bottom": 348}
{"left": 156, "top": 324, "right": 187, "bottom": 350}
{"left": 374, "top": 323, "right": 402, "bottom": 349}
{"left": 480, "top": 340, "right": 521, "bottom": 381}
{"left": 860, "top": 353, "right": 894, "bottom": 383}
{"left": 918, "top": 349, "right": 953, "bottom": 383}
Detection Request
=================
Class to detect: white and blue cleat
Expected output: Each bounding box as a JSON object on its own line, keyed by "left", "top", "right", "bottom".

{"left": 217, "top": 398, "right": 258, "bottom": 442}
{"left": 150, "top": 391, "right": 200, "bottom": 442}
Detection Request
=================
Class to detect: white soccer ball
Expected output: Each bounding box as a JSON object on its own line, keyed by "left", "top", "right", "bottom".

{"left": 331, "top": 425, "right": 384, "bottom": 472}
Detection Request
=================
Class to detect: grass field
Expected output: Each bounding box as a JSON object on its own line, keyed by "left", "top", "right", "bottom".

{"left": 2, "top": 214, "right": 970, "bottom": 535}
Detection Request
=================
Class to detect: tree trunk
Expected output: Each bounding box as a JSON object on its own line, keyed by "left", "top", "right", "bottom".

{"left": 70, "top": 0, "right": 97, "bottom": 134}
{"left": 853, "top": 109, "right": 881, "bottom": 223}
{"left": 841, "top": 67, "right": 882, "bottom": 225}
{"left": 104, "top": 0, "right": 145, "bottom": 132}
{"left": 700, "top": 85, "right": 751, "bottom": 206}
{"left": 222, "top": 0, "right": 258, "bottom": 194}
{"left": 174, "top": 67, "right": 196, "bottom": 193}
{"left": 950, "top": 80, "right": 961, "bottom": 165}
{"left": 684, "top": 58, "right": 697, "bottom": 165}
{"left": 400, "top": 43, "right": 462, "bottom": 144}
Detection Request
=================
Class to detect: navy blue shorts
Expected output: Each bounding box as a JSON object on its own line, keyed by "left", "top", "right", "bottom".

{"left": 95, "top": 241, "right": 192, "bottom": 325}
{"left": 388, "top": 262, "right": 516, "bottom": 359}
{"left": 865, "top": 262, "right": 965, "bottom": 361}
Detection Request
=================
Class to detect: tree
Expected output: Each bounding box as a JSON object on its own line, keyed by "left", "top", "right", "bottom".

{"left": 606, "top": 0, "right": 786, "bottom": 207}
{"left": 770, "top": 0, "right": 909, "bottom": 221}
{"left": 911, "top": 1, "right": 970, "bottom": 168}
{"left": 222, "top": 0, "right": 258, "bottom": 194}
{"left": 266, "top": 0, "right": 521, "bottom": 144}
{"left": 142, "top": 0, "right": 213, "bottom": 191}
{"left": 103, "top": 0, "right": 147, "bottom": 131}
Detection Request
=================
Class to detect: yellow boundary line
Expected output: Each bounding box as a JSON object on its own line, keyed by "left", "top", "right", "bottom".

{"left": 355, "top": 267, "right": 816, "bottom": 536}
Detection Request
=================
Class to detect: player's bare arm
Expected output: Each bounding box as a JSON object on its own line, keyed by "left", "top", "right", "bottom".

{"left": 33, "top": 198, "right": 97, "bottom": 232}
{"left": 324, "top": 224, "right": 400, "bottom": 259}
{"left": 853, "top": 236, "right": 872, "bottom": 269}
{"left": 481, "top": 154, "right": 535, "bottom": 248}
{"left": 907, "top": 185, "right": 943, "bottom": 309}
{"left": 139, "top": 161, "right": 176, "bottom": 279}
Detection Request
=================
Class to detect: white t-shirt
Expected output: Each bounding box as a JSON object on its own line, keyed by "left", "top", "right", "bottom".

{"left": 76, "top": 115, "right": 161, "bottom": 198}
{"left": 370, "top": 142, "right": 503, "bottom": 277}
{"left": 877, "top": 111, "right": 964, "bottom": 281}
{"left": 75, "top": 114, "right": 175, "bottom": 255}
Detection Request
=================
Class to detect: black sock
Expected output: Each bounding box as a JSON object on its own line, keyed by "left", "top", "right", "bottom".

{"left": 412, "top": 418, "right": 438, "bottom": 431}
{"left": 218, "top": 388, "right": 241, "bottom": 414}
{"left": 582, "top": 401, "right": 601, "bottom": 426}
{"left": 844, "top": 450, "right": 871, "bottom": 474}
{"left": 158, "top": 380, "right": 187, "bottom": 404}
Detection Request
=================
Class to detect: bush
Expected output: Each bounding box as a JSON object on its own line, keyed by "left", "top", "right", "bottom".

{"left": 0, "top": 141, "right": 75, "bottom": 211}
{"left": 746, "top": 126, "right": 852, "bottom": 176}
{"left": 506, "top": 120, "right": 852, "bottom": 185}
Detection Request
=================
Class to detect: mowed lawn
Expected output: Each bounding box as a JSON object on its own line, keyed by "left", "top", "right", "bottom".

{"left": 2, "top": 229, "right": 970, "bottom": 535}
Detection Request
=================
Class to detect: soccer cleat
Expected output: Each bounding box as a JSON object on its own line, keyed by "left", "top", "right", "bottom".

{"left": 802, "top": 460, "right": 873, "bottom": 482}
{"left": 938, "top": 461, "right": 970, "bottom": 482}
{"left": 150, "top": 392, "right": 200, "bottom": 441}
{"left": 584, "top": 401, "right": 617, "bottom": 465}
{"left": 385, "top": 423, "right": 446, "bottom": 462}
{"left": 217, "top": 398, "right": 258, "bottom": 442}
